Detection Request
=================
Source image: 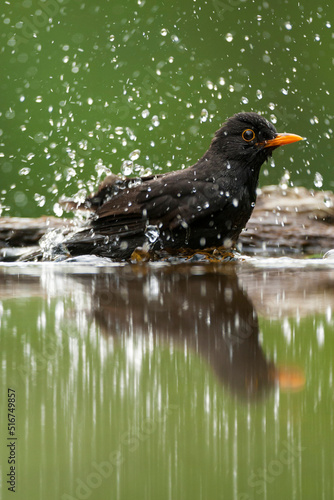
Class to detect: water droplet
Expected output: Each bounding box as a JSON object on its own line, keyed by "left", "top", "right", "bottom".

{"left": 279, "top": 170, "right": 290, "bottom": 189}
{"left": 256, "top": 89, "right": 263, "bottom": 100}
{"left": 324, "top": 196, "right": 333, "bottom": 208}
{"left": 120, "top": 240, "right": 129, "bottom": 250}
{"left": 5, "top": 108, "right": 15, "bottom": 119}
{"left": 219, "top": 77, "right": 225, "bottom": 86}
{"left": 200, "top": 109, "right": 208, "bottom": 123}
{"left": 53, "top": 203, "right": 63, "bottom": 217}
{"left": 323, "top": 250, "right": 334, "bottom": 260}
{"left": 34, "top": 193, "right": 46, "bottom": 207}
{"left": 225, "top": 33, "right": 233, "bottom": 42}
{"left": 121, "top": 160, "right": 133, "bottom": 176}
{"left": 152, "top": 115, "right": 160, "bottom": 127}
{"left": 145, "top": 225, "right": 160, "bottom": 244}
{"left": 115, "top": 126, "right": 123, "bottom": 135}
{"left": 14, "top": 191, "right": 28, "bottom": 207}
{"left": 126, "top": 127, "right": 137, "bottom": 141}
{"left": 285, "top": 21, "right": 292, "bottom": 30}
{"left": 281, "top": 88, "right": 288, "bottom": 95}
{"left": 66, "top": 167, "right": 76, "bottom": 181}
{"left": 241, "top": 96, "right": 249, "bottom": 104}
{"left": 141, "top": 109, "right": 150, "bottom": 118}
{"left": 19, "top": 167, "right": 31, "bottom": 176}
{"left": 34, "top": 132, "right": 47, "bottom": 143}
{"left": 129, "top": 149, "right": 140, "bottom": 161}
{"left": 87, "top": 97, "right": 94, "bottom": 105}
{"left": 314, "top": 172, "right": 323, "bottom": 188}
{"left": 160, "top": 28, "right": 168, "bottom": 36}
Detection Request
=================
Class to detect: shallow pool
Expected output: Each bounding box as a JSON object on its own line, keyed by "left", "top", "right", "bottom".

{"left": 0, "top": 258, "right": 333, "bottom": 500}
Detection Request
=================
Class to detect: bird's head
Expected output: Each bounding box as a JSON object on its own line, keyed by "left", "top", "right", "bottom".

{"left": 210, "top": 112, "right": 303, "bottom": 170}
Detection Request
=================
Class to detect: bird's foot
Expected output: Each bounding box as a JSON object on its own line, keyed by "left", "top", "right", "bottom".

{"left": 159, "top": 246, "right": 238, "bottom": 263}
{"left": 130, "top": 246, "right": 155, "bottom": 263}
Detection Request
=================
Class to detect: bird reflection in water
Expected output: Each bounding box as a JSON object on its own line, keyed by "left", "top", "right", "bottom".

{"left": 74, "top": 265, "right": 304, "bottom": 400}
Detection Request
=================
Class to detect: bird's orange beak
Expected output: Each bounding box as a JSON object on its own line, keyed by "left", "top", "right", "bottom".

{"left": 262, "top": 132, "right": 304, "bottom": 148}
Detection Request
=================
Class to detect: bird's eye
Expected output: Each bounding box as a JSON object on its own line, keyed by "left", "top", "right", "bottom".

{"left": 242, "top": 129, "right": 255, "bottom": 142}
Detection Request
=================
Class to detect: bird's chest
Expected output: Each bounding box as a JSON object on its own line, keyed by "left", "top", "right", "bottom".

{"left": 189, "top": 185, "right": 256, "bottom": 248}
{"left": 214, "top": 194, "right": 253, "bottom": 234}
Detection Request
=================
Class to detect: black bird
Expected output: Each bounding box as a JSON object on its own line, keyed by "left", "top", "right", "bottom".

{"left": 61, "top": 112, "right": 302, "bottom": 260}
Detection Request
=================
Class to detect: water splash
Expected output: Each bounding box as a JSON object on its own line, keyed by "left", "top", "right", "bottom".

{"left": 39, "top": 229, "right": 69, "bottom": 260}
{"left": 145, "top": 225, "right": 160, "bottom": 244}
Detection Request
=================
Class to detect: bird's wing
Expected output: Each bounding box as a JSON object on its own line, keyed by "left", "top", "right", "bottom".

{"left": 59, "top": 173, "right": 160, "bottom": 212}
{"left": 137, "top": 172, "right": 225, "bottom": 229}
{"left": 94, "top": 168, "right": 227, "bottom": 233}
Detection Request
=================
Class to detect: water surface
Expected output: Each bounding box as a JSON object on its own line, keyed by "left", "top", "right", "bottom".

{"left": 1, "top": 258, "right": 333, "bottom": 499}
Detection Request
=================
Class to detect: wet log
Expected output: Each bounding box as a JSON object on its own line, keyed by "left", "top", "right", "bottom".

{"left": 239, "top": 185, "right": 334, "bottom": 255}
{"left": 0, "top": 185, "right": 334, "bottom": 259}
{"left": 0, "top": 216, "right": 66, "bottom": 247}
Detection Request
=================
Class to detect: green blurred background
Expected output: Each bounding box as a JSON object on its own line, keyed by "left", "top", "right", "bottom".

{"left": 1, "top": 0, "right": 333, "bottom": 217}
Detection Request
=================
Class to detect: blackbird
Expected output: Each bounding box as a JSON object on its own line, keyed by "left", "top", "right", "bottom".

{"left": 61, "top": 112, "right": 302, "bottom": 260}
